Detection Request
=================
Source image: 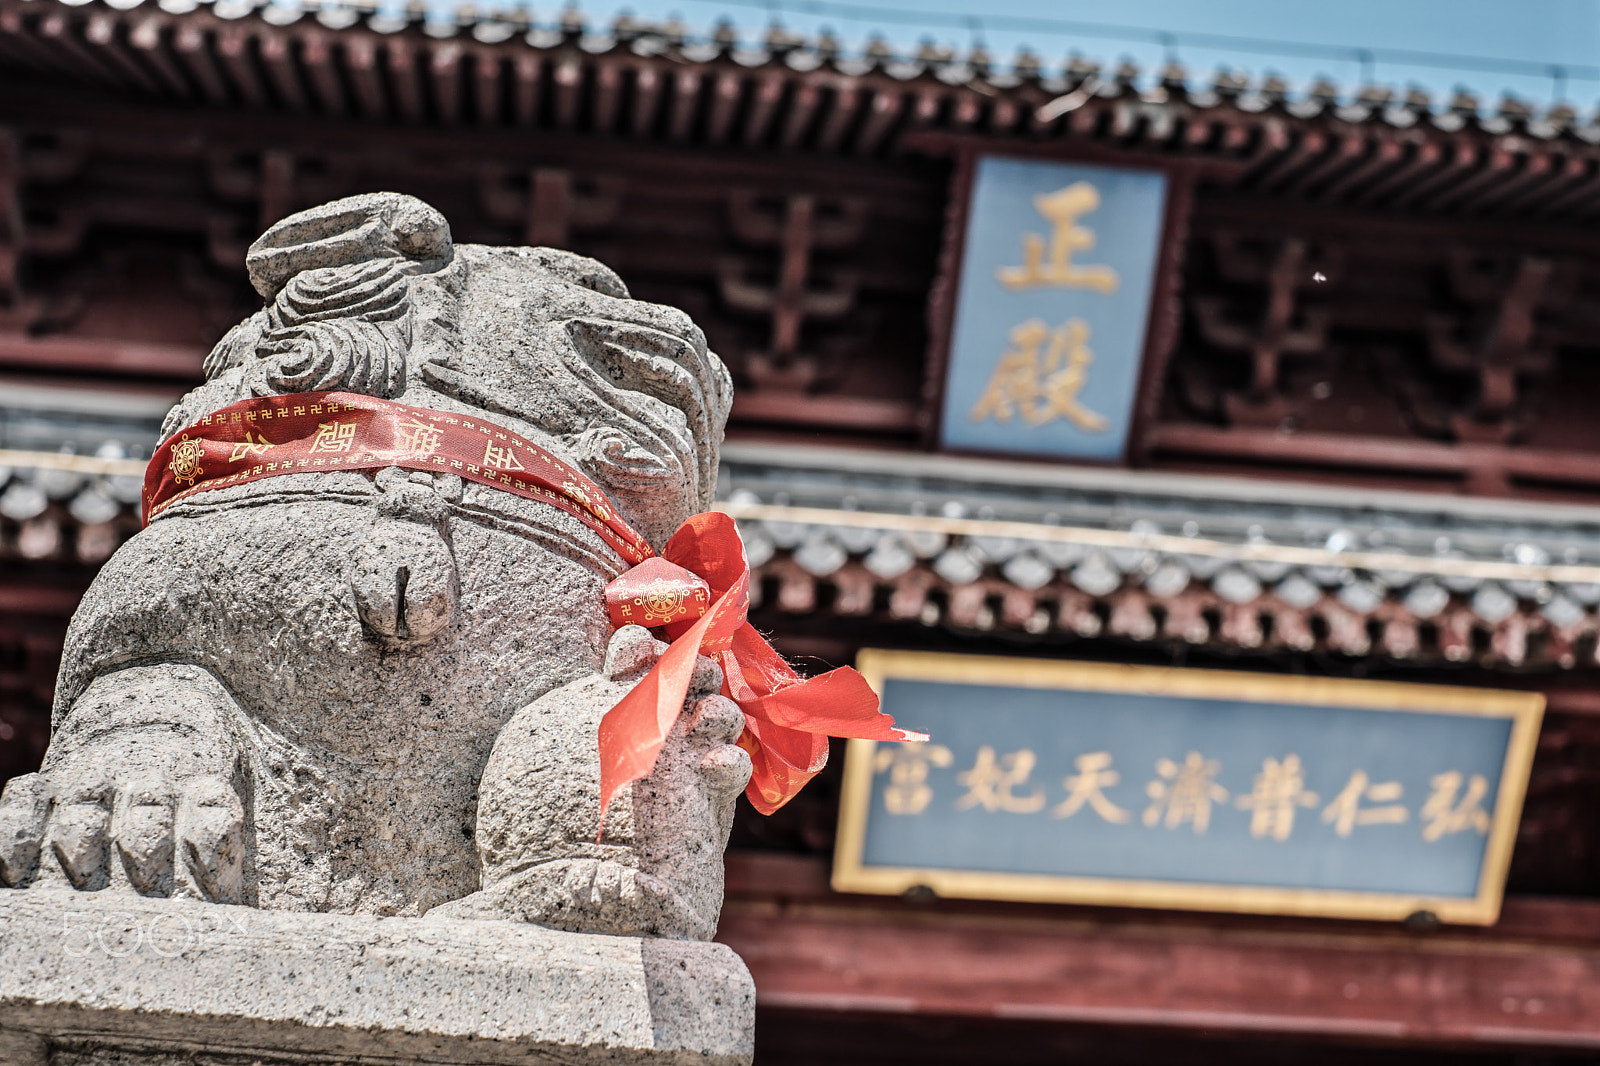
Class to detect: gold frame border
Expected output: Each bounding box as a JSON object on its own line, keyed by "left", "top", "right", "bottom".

{"left": 833, "top": 650, "right": 1544, "bottom": 925}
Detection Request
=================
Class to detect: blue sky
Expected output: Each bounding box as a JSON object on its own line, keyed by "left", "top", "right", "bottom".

{"left": 553, "top": 0, "right": 1600, "bottom": 109}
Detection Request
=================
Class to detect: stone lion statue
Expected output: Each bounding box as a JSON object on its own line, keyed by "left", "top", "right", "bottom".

{"left": 0, "top": 193, "right": 748, "bottom": 939}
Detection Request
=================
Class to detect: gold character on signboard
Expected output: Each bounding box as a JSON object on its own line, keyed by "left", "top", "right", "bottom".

{"left": 1234, "top": 754, "right": 1320, "bottom": 842}
{"left": 956, "top": 746, "right": 1047, "bottom": 813}
{"left": 1144, "top": 751, "right": 1229, "bottom": 834}
{"left": 873, "top": 742, "right": 955, "bottom": 815}
{"left": 968, "top": 318, "right": 1108, "bottom": 431}
{"left": 1320, "top": 770, "right": 1409, "bottom": 838}
{"left": 1420, "top": 770, "right": 1492, "bottom": 842}
{"left": 1051, "top": 750, "right": 1132, "bottom": 824}
{"left": 996, "top": 181, "right": 1121, "bottom": 294}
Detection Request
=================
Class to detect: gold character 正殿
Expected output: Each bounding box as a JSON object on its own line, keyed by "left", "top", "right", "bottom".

{"left": 996, "top": 181, "right": 1120, "bottom": 294}
{"left": 968, "top": 318, "right": 1108, "bottom": 431}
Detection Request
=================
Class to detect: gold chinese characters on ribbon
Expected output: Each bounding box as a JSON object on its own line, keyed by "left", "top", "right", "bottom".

{"left": 141, "top": 391, "right": 653, "bottom": 567}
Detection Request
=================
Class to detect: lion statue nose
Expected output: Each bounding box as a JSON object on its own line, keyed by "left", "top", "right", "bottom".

{"left": 351, "top": 468, "right": 461, "bottom": 642}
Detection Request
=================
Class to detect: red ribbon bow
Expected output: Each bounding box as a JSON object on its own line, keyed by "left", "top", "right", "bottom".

{"left": 599, "top": 511, "right": 927, "bottom": 822}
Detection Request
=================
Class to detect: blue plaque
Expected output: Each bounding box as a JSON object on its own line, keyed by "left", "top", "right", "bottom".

{"left": 834, "top": 652, "right": 1542, "bottom": 924}
{"left": 940, "top": 155, "right": 1167, "bottom": 460}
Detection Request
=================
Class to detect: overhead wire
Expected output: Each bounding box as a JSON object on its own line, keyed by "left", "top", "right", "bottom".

{"left": 675, "top": 0, "right": 1600, "bottom": 98}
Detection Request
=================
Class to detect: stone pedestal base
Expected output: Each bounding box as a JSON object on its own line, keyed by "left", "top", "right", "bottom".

{"left": 0, "top": 890, "right": 754, "bottom": 1066}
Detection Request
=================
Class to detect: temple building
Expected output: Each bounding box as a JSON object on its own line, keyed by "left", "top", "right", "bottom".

{"left": 7, "top": 0, "right": 1600, "bottom": 1060}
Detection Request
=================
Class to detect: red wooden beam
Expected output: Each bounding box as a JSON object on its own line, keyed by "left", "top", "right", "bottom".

{"left": 730, "top": 392, "right": 918, "bottom": 433}
{"left": 724, "top": 852, "right": 1600, "bottom": 946}
{"left": 0, "top": 332, "right": 203, "bottom": 380}
{"left": 718, "top": 859, "right": 1600, "bottom": 1051}
{"left": 0, "top": 583, "right": 90, "bottom": 617}
{"left": 1148, "top": 424, "right": 1600, "bottom": 490}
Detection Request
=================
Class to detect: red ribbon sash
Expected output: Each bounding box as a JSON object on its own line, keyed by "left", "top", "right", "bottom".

{"left": 144, "top": 392, "right": 927, "bottom": 821}
{"left": 142, "top": 391, "right": 653, "bottom": 565}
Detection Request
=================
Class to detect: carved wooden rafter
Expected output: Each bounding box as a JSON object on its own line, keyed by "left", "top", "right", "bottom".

{"left": 14, "top": 130, "right": 95, "bottom": 267}
{"left": 0, "top": 112, "right": 934, "bottom": 414}
{"left": 0, "top": 129, "right": 259, "bottom": 359}
{"left": 716, "top": 190, "right": 865, "bottom": 393}
{"left": 1420, "top": 250, "right": 1558, "bottom": 443}
{"left": 1183, "top": 231, "right": 1334, "bottom": 428}
{"left": 207, "top": 148, "right": 296, "bottom": 244}
{"left": 1155, "top": 198, "right": 1600, "bottom": 497}
{"left": 0, "top": 126, "right": 94, "bottom": 332}
{"left": 478, "top": 165, "right": 627, "bottom": 249}
{"left": 205, "top": 148, "right": 361, "bottom": 269}
{"left": 0, "top": 127, "right": 21, "bottom": 310}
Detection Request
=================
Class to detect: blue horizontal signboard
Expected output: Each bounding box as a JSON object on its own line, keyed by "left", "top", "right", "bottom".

{"left": 940, "top": 155, "right": 1167, "bottom": 461}
{"left": 834, "top": 652, "right": 1542, "bottom": 923}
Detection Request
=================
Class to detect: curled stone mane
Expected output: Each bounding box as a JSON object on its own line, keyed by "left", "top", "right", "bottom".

{"left": 193, "top": 191, "right": 458, "bottom": 401}
{"left": 245, "top": 258, "right": 416, "bottom": 398}
{"left": 176, "top": 192, "right": 727, "bottom": 542}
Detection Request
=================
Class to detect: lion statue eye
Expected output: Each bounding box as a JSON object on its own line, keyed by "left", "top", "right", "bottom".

{"left": 574, "top": 426, "right": 676, "bottom": 488}
{"left": 562, "top": 317, "right": 730, "bottom": 512}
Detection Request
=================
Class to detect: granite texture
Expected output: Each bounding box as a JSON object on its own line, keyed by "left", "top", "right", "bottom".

{"left": 0, "top": 193, "right": 751, "bottom": 1065}
{"left": 0, "top": 889, "right": 755, "bottom": 1065}
{"left": 434, "top": 627, "right": 749, "bottom": 940}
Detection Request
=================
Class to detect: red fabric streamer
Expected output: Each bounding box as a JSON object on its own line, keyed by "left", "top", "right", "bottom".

{"left": 599, "top": 512, "right": 927, "bottom": 821}
{"left": 144, "top": 391, "right": 928, "bottom": 824}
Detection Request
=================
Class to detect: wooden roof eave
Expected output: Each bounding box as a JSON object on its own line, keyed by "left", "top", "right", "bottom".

{"left": 9, "top": 0, "right": 1600, "bottom": 215}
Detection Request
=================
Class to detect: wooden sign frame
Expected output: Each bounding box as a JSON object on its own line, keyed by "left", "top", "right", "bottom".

{"left": 834, "top": 650, "right": 1543, "bottom": 924}
{"left": 912, "top": 137, "right": 1211, "bottom": 466}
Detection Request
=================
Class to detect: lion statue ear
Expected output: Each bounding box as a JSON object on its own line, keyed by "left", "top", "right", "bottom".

{"left": 245, "top": 192, "right": 453, "bottom": 301}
